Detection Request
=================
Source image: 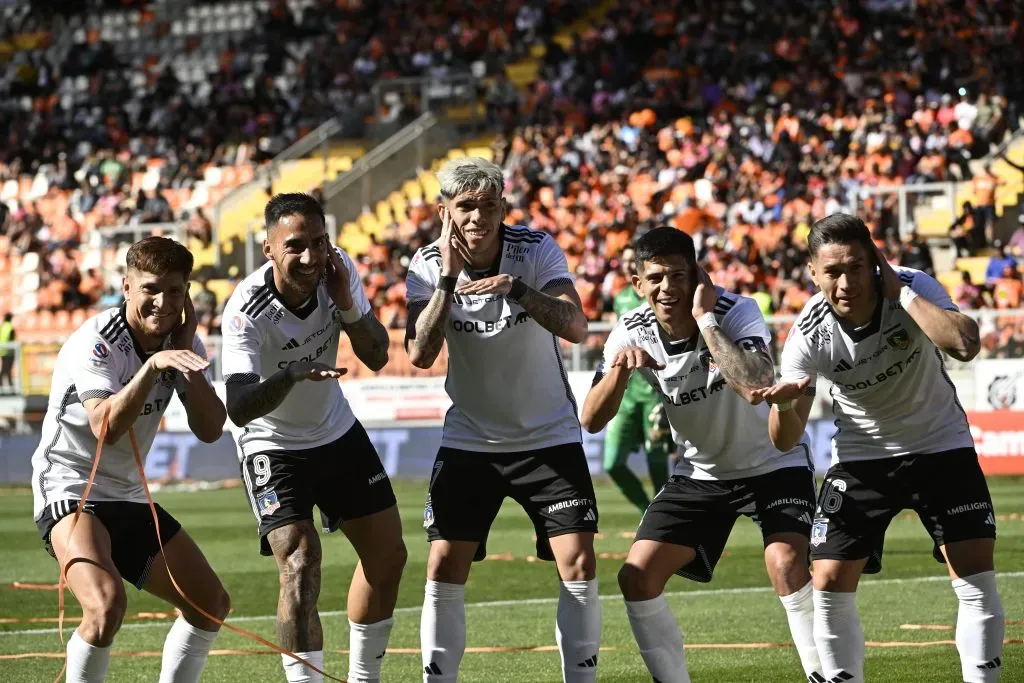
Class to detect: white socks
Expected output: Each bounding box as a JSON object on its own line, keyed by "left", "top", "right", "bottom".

{"left": 556, "top": 579, "right": 602, "bottom": 682}
{"left": 66, "top": 631, "right": 111, "bottom": 683}
{"left": 953, "top": 571, "right": 1004, "bottom": 682}
{"left": 158, "top": 617, "right": 219, "bottom": 683}
{"left": 421, "top": 580, "right": 465, "bottom": 682}
{"left": 625, "top": 594, "right": 690, "bottom": 683}
{"left": 779, "top": 582, "right": 824, "bottom": 681}
{"left": 813, "top": 590, "right": 863, "bottom": 683}
{"left": 282, "top": 650, "right": 324, "bottom": 682}
{"left": 348, "top": 616, "right": 395, "bottom": 683}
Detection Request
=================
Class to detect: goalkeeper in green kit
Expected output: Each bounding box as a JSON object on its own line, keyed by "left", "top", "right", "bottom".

{"left": 601, "top": 247, "right": 674, "bottom": 512}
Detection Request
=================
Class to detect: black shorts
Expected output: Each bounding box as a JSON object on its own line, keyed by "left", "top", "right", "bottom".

{"left": 35, "top": 499, "right": 181, "bottom": 590}
{"left": 635, "top": 466, "right": 816, "bottom": 583}
{"left": 241, "top": 421, "right": 397, "bottom": 556}
{"left": 423, "top": 442, "right": 598, "bottom": 562}
{"left": 810, "top": 447, "right": 996, "bottom": 574}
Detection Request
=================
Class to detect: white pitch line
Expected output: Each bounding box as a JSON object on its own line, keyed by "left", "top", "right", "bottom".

{"left": 3, "top": 571, "right": 1022, "bottom": 638}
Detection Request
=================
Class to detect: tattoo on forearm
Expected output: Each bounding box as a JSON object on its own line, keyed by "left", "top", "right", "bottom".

{"left": 226, "top": 371, "right": 295, "bottom": 426}
{"left": 344, "top": 311, "right": 390, "bottom": 371}
{"left": 703, "top": 328, "right": 775, "bottom": 391}
{"left": 410, "top": 288, "right": 453, "bottom": 365}
{"left": 515, "top": 286, "right": 580, "bottom": 338}
{"left": 951, "top": 327, "right": 980, "bottom": 362}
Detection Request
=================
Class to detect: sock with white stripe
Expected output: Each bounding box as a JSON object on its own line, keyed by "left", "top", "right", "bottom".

{"left": 624, "top": 594, "right": 690, "bottom": 683}
{"left": 348, "top": 616, "right": 394, "bottom": 683}
{"left": 66, "top": 630, "right": 111, "bottom": 683}
{"left": 953, "top": 571, "right": 1004, "bottom": 682}
{"left": 813, "top": 590, "right": 863, "bottom": 682}
{"left": 282, "top": 650, "right": 324, "bottom": 682}
{"left": 158, "top": 616, "right": 218, "bottom": 683}
{"left": 556, "top": 579, "right": 601, "bottom": 682}
{"left": 779, "top": 582, "right": 824, "bottom": 681}
{"left": 420, "top": 581, "right": 465, "bottom": 682}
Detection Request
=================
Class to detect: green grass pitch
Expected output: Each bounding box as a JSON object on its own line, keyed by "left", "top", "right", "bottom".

{"left": 0, "top": 478, "right": 1021, "bottom": 681}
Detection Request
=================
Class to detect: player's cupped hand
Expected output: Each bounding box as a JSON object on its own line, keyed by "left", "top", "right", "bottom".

{"left": 170, "top": 292, "right": 199, "bottom": 351}
{"left": 691, "top": 268, "right": 719, "bottom": 318}
{"left": 872, "top": 242, "right": 904, "bottom": 300}
{"left": 611, "top": 346, "right": 665, "bottom": 371}
{"left": 325, "top": 245, "right": 354, "bottom": 310}
{"left": 439, "top": 207, "right": 470, "bottom": 276}
{"left": 286, "top": 361, "right": 349, "bottom": 383}
{"left": 456, "top": 273, "right": 513, "bottom": 296}
{"left": 149, "top": 349, "right": 210, "bottom": 379}
{"left": 749, "top": 377, "right": 812, "bottom": 405}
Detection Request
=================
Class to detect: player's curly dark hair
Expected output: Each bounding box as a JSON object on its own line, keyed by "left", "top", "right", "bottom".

{"left": 633, "top": 226, "right": 698, "bottom": 286}
{"left": 808, "top": 213, "right": 873, "bottom": 259}
{"left": 265, "top": 192, "right": 325, "bottom": 232}
{"left": 126, "top": 236, "right": 193, "bottom": 278}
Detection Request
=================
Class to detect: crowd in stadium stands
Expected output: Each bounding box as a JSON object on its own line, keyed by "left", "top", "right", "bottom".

{"left": 2, "top": 0, "right": 1024, "bottom": 362}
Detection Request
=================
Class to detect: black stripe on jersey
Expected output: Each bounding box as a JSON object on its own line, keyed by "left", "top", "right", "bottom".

{"left": 78, "top": 389, "right": 114, "bottom": 402}
{"left": 98, "top": 315, "right": 121, "bottom": 340}
{"left": 551, "top": 334, "right": 581, "bottom": 433}
{"left": 100, "top": 319, "right": 127, "bottom": 346}
{"left": 421, "top": 247, "right": 442, "bottom": 264}
{"left": 713, "top": 294, "right": 737, "bottom": 316}
{"left": 623, "top": 311, "right": 657, "bottom": 330}
{"left": 240, "top": 287, "right": 272, "bottom": 317}
{"left": 37, "top": 384, "right": 77, "bottom": 507}
{"left": 540, "top": 277, "right": 574, "bottom": 291}
{"left": 225, "top": 372, "right": 261, "bottom": 385}
{"left": 249, "top": 295, "right": 275, "bottom": 319}
{"left": 797, "top": 300, "right": 832, "bottom": 334}
{"left": 503, "top": 233, "right": 546, "bottom": 244}
{"left": 883, "top": 323, "right": 901, "bottom": 334}
{"left": 898, "top": 271, "right": 915, "bottom": 285}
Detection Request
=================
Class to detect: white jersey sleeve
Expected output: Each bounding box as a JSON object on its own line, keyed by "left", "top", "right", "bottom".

{"left": 72, "top": 334, "right": 125, "bottom": 402}
{"left": 599, "top": 319, "right": 631, "bottom": 372}
{"left": 338, "top": 247, "right": 372, "bottom": 315}
{"left": 901, "top": 267, "right": 958, "bottom": 311}
{"left": 406, "top": 246, "right": 439, "bottom": 305}
{"left": 720, "top": 296, "right": 772, "bottom": 353}
{"left": 535, "top": 234, "right": 575, "bottom": 291}
{"left": 779, "top": 324, "right": 817, "bottom": 386}
{"left": 221, "top": 300, "right": 264, "bottom": 382}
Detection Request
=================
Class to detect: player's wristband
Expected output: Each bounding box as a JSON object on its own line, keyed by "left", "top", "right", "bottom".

{"left": 898, "top": 284, "right": 919, "bottom": 309}
{"left": 774, "top": 399, "right": 795, "bottom": 412}
{"left": 437, "top": 276, "right": 458, "bottom": 293}
{"left": 696, "top": 312, "right": 719, "bottom": 332}
{"left": 507, "top": 278, "right": 528, "bottom": 301}
{"left": 339, "top": 306, "right": 362, "bottom": 324}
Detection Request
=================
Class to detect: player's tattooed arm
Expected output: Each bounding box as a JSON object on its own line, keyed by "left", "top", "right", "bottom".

{"left": 225, "top": 371, "right": 297, "bottom": 426}
{"left": 406, "top": 289, "right": 453, "bottom": 369}
{"left": 902, "top": 295, "right": 981, "bottom": 362}
{"left": 343, "top": 311, "right": 390, "bottom": 371}
{"left": 514, "top": 282, "right": 588, "bottom": 343}
{"left": 701, "top": 328, "right": 776, "bottom": 402}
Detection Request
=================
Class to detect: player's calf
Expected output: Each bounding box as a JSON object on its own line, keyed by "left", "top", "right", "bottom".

{"left": 270, "top": 523, "right": 324, "bottom": 651}
{"left": 765, "top": 535, "right": 822, "bottom": 682}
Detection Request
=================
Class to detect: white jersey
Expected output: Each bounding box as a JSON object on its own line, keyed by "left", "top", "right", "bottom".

{"left": 221, "top": 247, "right": 371, "bottom": 458}
{"left": 599, "top": 290, "right": 811, "bottom": 480}
{"left": 31, "top": 307, "right": 208, "bottom": 518}
{"left": 780, "top": 266, "right": 974, "bottom": 463}
{"left": 405, "top": 224, "right": 581, "bottom": 452}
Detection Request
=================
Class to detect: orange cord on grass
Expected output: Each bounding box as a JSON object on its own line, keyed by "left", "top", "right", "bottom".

{"left": 53, "top": 409, "right": 346, "bottom": 682}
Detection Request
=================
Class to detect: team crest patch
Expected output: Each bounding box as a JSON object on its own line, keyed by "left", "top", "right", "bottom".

{"left": 423, "top": 499, "right": 434, "bottom": 529}
{"left": 92, "top": 342, "right": 109, "bottom": 360}
{"left": 810, "top": 519, "right": 828, "bottom": 547}
{"left": 886, "top": 328, "right": 911, "bottom": 350}
{"left": 987, "top": 373, "right": 1021, "bottom": 410}
{"left": 699, "top": 349, "right": 718, "bottom": 373}
{"left": 227, "top": 314, "right": 243, "bottom": 333}
{"left": 257, "top": 490, "right": 281, "bottom": 517}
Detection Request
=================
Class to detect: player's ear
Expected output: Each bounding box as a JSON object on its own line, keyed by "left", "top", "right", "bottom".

{"left": 807, "top": 260, "right": 819, "bottom": 288}
{"left": 262, "top": 237, "right": 273, "bottom": 261}
{"left": 500, "top": 197, "right": 508, "bottom": 221}
{"left": 121, "top": 272, "right": 131, "bottom": 302}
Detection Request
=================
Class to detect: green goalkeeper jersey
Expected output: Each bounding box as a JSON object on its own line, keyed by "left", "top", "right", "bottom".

{"left": 612, "top": 287, "right": 659, "bottom": 402}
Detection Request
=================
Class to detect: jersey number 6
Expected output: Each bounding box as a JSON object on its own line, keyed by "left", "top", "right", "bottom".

{"left": 819, "top": 478, "right": 847, "bottom": 514}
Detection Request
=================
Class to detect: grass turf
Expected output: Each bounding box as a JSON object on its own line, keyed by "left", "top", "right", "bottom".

{"left": 0, "top": 477, "right": 1021, "bottom": 681}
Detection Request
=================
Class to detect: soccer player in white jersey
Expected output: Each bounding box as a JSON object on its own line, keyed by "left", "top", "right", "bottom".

{"left": 222, "top": 193, "right": 406, "bottom": 683}
{"left": 754, "top": 214, "right": 1003, "bottom": 683}
{"left": 31, "top": 237, "right": 230, "bottom": 683}
{"left": 405, "top": 157, "right": 600, "bottom": 683}
{"left": 581, "top": 227, "right": 824, "bottom": 683}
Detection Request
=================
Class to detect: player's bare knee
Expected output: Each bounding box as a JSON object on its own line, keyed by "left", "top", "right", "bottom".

{"left": 80, "top": 583, "right": 127, "bottom": 645}
{"left": 618, "top": 563, "right": 658, "bottom": 601}
{"left": 765, "top": 543, "right": 808, "bottom": 594}
{"left": 556, "top": 545, "right": 596, "bottom": 582}
{"left": 368, "top": 539, "right": 407, "bottom": 588}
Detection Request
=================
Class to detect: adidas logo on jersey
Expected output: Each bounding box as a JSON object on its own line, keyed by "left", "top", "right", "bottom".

{"left": 281, "top": 338, "right": 300, "bottom": 350}
{"left": 583, "top": 509, "right": 597, "bottom": 522}
{"left": 833, "top": 359, "right": 853, "bottom": 373}
{"left": 986, "top": 512, "right": 996, "bottom": 526}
